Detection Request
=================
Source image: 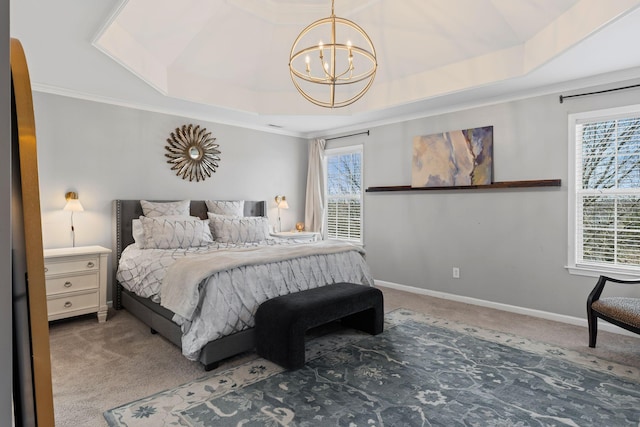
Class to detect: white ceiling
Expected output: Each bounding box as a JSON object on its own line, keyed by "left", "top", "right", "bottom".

{"left": 10, "top": 0, "right": 640, "bottom": 137}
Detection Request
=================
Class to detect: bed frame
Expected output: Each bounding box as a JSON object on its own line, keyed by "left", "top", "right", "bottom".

{"left": 112, "top": 200, "right": 267, "bottom": 371}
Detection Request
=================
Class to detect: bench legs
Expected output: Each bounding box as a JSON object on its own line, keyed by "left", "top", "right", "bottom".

{"left": 274, "top": 307, "right": 383, "bottom": 371}
{"left": 342, "top": 307, "right": 383, "bottom": 335}
{"left": 259, "top": 308, "right": 384, "bottom": 371}
{"left": 256, "top": 284, "right": 384, "bottom": 370}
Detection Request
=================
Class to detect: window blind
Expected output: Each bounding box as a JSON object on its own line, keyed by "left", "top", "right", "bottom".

{"left": 575, "top": 115, "right": 640, "bottom": 269}
{"left": 325, "top": 148, "right": 363, "bottom": 243}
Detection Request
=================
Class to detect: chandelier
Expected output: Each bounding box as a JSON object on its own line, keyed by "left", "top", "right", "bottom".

{"left": 289, "top": 0, "right": 377, "bottom": 108}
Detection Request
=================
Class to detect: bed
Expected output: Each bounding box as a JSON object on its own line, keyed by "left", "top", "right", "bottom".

{"left": 112, "top": 199, "right": 374, "bottom": 370}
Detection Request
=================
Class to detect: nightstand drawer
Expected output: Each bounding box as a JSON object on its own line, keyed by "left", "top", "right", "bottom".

{"left": 43, "top": 246, "right": 111, "bottom": 323}
{"left": 47, "top": 291, "right": 98, "bottom": 318}
{"left": 46, "top": 273, "right": 98, "bottom": 295}
{"left": 44, "top": 256, "right": 99, "bottom": 276}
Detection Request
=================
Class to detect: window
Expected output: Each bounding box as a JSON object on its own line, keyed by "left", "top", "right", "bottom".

{"left": 324, "top": 145, "right": 363, "bottom": 243}
{"left": 568, "top": 105, "right": 640, "bottom": 278}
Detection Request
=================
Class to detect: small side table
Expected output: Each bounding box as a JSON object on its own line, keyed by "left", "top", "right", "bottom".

{"left": 271, "top": 231, "right": 320, "bottom": 243}
{"left": 43, "top": 245, "right": 111, "bottom": 323}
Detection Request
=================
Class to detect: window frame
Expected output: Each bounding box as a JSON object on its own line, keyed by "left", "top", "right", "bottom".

{"left": 567, "top": 104, "right": 640, "bottom": 280}
{"left": 323, "top": 144, "right": 364, "bottom": 245}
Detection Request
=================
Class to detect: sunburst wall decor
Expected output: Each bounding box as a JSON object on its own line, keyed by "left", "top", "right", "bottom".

{"left": 165, "top": 124, "right": 221, "bottom": 182}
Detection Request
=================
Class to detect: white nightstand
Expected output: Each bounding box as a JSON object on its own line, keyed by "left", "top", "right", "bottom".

{"left": 271, "top": 231, "right": 320, "bottom": 243}
{"left": 43, "top": 245, "right": 111, "bottom": 323}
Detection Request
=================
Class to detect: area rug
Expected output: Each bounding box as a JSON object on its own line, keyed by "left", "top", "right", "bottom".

{"left": 104, "top": 309, "right": 640, "bottom": 426}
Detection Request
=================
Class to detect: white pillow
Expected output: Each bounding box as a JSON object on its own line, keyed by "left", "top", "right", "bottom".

{"left": 205, "top": 200, "right": 244, "bottom": 217}
{"left": 139, "top": 216, "right": 213, "bottom": 249}
{"left": 207, "top": 212, "right": 270, "bottom": 243}
{"left": 132, "top": 215, "right": 197, "bottom": 246}
{"left": 132, "top": 219, "right": 145, "bottom": 245}
{"left": 141, "top": 200, "right": 190, "bottom": 217}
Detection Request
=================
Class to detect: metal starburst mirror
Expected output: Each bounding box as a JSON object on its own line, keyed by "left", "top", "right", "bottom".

{"left": 165, "top": 124, "right": 221, "bottom": 182}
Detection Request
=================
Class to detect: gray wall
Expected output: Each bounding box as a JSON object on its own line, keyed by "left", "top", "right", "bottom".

{"left": 33, "top": 92, "right": 307, "bottom": 301}
{"left": 343, "top": 80, "right": 640, "bottom": 320}
{"left": 32, "top": 76, "right": 640, "bottom": 323}
{"left": 2, "top": 0, "right": 12, "bottom": 423}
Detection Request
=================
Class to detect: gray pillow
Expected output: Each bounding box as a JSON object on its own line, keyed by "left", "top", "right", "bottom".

{"left": 205, "top": 200, "right": 244, "bottom": 217}
{"left": 141, "top": 200, "right": 190, "bottom": 217}
{"left": 207, "top": 212, "right": 270, "bottom": 243}
{"left": 132, "top": 215, "right": 197, "bottom": 246}
{"left": 139, "top": 216, "right": 213, "bottom": 249}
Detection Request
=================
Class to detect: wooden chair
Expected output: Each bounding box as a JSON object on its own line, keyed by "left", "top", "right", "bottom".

{"left": 587, "top": 275, "right": 640, "bottom": 347}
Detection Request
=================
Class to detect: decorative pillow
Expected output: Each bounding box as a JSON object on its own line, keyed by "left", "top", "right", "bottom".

{"left": 207, "top": 212, "right": 270, "bottom": 243}
{"left": 133, "top": 216, "right": 197, "bottom": 246}
{"left": 205, "top": 200, "right": 244, "bottom": 217}
{"left": 139, "top": 216, "right": 213, "bottom": 249}
{"left": 132, "top": 219, "right": 145, "bottom": 245}
{"left": 141, "top": 200, "right": 190, "bottom": 217}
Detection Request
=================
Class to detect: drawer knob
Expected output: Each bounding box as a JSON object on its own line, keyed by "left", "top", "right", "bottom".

{"left": 87, "top": 261, "right": 95, "bottom": 268}
{"left": 64, "top": 281, "right": 72, "bottom": 288}
{"left": 44, "top": 267, "right": 48, "bottom": 273}
{"left": 64, "top": 301, "right": 72, "bottom": 308}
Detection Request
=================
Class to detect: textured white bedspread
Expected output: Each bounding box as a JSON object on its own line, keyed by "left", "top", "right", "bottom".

{"left": 117, "top": 239, "right": 293, "bottom": 301}
{"left": 117, "top": 239, "right": 374, "bottom": 361}
{"left": 161, "top": 240, "right": 365, "bottom": 319}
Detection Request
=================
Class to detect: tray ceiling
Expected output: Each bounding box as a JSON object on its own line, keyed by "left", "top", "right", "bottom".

{"left": 11, "top": 0, "right": 640, "bottom": 136}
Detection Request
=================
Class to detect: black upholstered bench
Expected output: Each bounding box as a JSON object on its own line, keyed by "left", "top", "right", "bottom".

{"left": 255, "top": 283, "right": 384, "bottom": 370}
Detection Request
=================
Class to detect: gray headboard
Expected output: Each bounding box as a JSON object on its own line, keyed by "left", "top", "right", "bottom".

{"left": 112, "top": 200, "right": 266, "bottom": 257}
{"left": 111, "top": 199, "right": 266, "bottom": 307}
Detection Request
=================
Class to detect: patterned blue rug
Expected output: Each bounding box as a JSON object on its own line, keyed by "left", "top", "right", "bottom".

{"left": 104, "top": 310, "right": 640, "bottom": 426}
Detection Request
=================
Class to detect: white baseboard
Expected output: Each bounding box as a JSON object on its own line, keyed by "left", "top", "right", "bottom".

{"left": 375, "top": 280, "right": 637, "bottom": 338}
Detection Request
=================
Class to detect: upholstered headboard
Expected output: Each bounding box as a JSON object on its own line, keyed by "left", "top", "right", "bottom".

{"left": 111, "top": 199, "right": 266, "bottom": 308}
{"left": 112, "top": 200, "right": 266, "bottom": 257}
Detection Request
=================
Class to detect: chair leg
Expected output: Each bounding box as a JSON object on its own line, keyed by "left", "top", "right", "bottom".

{"left": 588, "top": 310, "right": 598, "bottom": 348}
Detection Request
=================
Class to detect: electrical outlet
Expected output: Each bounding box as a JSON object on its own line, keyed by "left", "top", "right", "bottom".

{"left": 452, "top": 267, "right": 460, "bottom": 279}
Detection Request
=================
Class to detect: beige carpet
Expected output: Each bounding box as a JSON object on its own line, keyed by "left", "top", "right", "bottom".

{"left": 48, "top": 286, "right": 640, "bottom": 427}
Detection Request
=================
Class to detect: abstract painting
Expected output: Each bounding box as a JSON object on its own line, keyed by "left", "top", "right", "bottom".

{"left": 412, "top": 126, "right": 493, "bottom": 187}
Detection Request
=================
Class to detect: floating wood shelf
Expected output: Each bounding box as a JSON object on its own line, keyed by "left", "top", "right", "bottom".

{"left": 365, "top": 179, "right": 561, "bottom": 193}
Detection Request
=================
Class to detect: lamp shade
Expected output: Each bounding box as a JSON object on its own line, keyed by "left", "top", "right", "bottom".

{"left": 64, "top": 199, "right": 84, "bottom": 212}
{"left": 63, "top": 192, "right": 84, "bottom": 212}
{"left": 275, "top": 195, "right": 289, "bottom": 209}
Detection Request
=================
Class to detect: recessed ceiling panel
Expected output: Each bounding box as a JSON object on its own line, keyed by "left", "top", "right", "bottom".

{"left": 11, "top": 0, "right": 640, "bottom": 134}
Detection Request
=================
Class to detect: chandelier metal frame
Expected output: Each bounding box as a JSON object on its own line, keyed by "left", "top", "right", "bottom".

{"left": 289, "top": 0, "right": 377, "bottom": 108}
